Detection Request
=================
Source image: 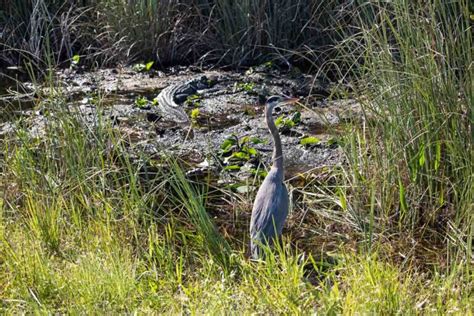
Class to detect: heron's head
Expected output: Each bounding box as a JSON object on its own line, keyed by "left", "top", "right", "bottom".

{"left": 266, "top": 95, "right": 299, "bottom": 111}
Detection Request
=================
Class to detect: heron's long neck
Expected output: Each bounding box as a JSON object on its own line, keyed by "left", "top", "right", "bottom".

{"left": 265, "top": 104, "right": 284, "bottom": 172}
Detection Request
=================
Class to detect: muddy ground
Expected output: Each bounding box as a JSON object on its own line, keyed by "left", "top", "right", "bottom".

{"left": 0, "top": 65, "right": 361, "bottom": 183}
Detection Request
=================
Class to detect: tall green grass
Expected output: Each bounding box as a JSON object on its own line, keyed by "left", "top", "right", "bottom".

{"left": 167, "top": 160, "right": 234, "bottom": 270}
{"left": 0, "top": 0, "right": 98, "bottom": 69}
{"left": 0, "top": 94, "right": 310, "bottom": 312}
{"left": 1, "top": 0, "right": 472, "bottom": 313}
{"left": 0, "top": 86, "right": 470, "bottom": 313}
{"left": 336, "top": 0, "right": 472, "bottom": 263}
{"left": 94, "top": 0, "right": 200, "bottom": 65}
{"left": 0, "top": 0, "right": 346, "bottom": 68}
{"left": 197, "top": 0, "right": 339, "bottom": 66}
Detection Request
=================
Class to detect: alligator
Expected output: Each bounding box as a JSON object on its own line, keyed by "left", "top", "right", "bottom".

{"left": 155, "top": 76, "right": 211, "bottom": 123}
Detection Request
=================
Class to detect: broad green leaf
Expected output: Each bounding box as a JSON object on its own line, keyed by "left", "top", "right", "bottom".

{"left": 145, "top": 61, "right": 154, "bottom": 71}
{"left": 220, "top": 137, "right": 237, "bottom": 151}
{"left": 246, "top": 147, "right": 257, "bottom": 156}
{"left": 191, "top": 108, "right": 200, "bottom": 120}
{"left": 275, "top": 114, "right": 298, "bottom": 129}
{"left": 231, "top": 151, "right": 250, "bottom": 160}
{"left": 240, "top": 136, "right": 250, "bottom": 144}
{"left": 291, "top": 111, "right": 301, "bottom": 124}
{"left": 72, "top": 54, "right": 80, "bottom": 64}
{"left": 275, "top": 115, "right": 285, "bottom": 127}
{"left": 286, "top": 120, "right": 295, "bottom": 128}
{"left": 300, "top": 136, "right": 320, "bottom": 146}
{"left": 135, "top": 96, "right": 149, "bottom": 108}
{"left": 251, "top": 137, "right": 263, "bottom": 144}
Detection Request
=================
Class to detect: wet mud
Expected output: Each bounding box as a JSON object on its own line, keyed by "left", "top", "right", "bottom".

{"left": 1, "top": 66, "right": 362, "bottom": 181}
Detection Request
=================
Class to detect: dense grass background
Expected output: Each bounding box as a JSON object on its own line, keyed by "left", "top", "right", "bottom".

{"left": 340, "top": 0, "right": 473, "bottom": 261}
{"left": 0, "top": 0, "right": 345, "bottom": 69}
{"left": 1, "top": 0, "right": 472, "bottom": 313}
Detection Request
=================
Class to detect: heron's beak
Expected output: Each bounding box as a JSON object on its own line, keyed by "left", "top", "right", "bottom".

{"left": 280, "top": 97, "right": 300, "bottom": 105}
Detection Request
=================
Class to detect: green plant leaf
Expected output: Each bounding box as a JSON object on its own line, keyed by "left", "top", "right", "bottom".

{"left": 220, "top": 137, "right": 238, "bottom": 151}
{"left": 237, "top": 82, "right": 255, "bottom": 92}
{"left": 434, "top": 141, "right": 441, "bottom": 171}
{"left": 300, "top": 136, "right": 320, "bottom": 146}
{"left": 337, "top": 187, "right": 347, "bottom": 211}
{"left": 250, "top": 137, "right": 263, "bottom": 144}
{"left": 250, "top": 168, "right": 267, "bottom": 178}
{"left": 240, "top": 136, "right": 250, "bottom": 144}
{"left": 327, "top": 137, "right": 338, "bottom": 146}
{"left": 263, "top": 61, "right": 273, "bottom": 68}
{"left": 275, "top": 113, "right": 299, "bottom": 129}
{"left": 291, "top": 111, "right": 301, "bottom": 124}
{"left": 134, "top": 96, "right": 149, "bottom": 108}
{"left": 145, "top": 61, "right": 154, "bottom": 71}
{"left": 275, "top": 115, "right": 284, "bottom": 127}
{"left": 191, "top": 108, "right": 200, "bottom": 121}
{"left": 418, "top": 145, "right": 426, "bottom": 167}
{"left": 231, "top": 152, "right": 250, "bottom": 161}
{"left": 72, "top": 54, "right": 80, "bottom": 64}
{"left": 245, "top": 147, "right": 257, "bottom": 156}
{"left": 185, "top": 94, "right": 201, "bottom": 107}
{"left": 398, "top": 177, "right": 408, "bottom": 215}
{"left": 224, "top": 165, "right": 241, "bottom": 171}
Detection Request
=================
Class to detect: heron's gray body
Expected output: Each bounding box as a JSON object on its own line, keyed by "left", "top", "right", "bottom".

{"left": 250, "top": 95, "right": 296, "bottom": 259}
{"left": 250, "top": 166, "right": 289, "bottom": 259}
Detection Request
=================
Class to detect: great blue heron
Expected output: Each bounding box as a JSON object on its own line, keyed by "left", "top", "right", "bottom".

{"left": 250, "top": 95, "right": 299, "bottom": 259}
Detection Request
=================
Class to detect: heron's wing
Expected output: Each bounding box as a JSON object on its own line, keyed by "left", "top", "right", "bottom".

{"left": 250, "top": 178, "right": 289, "bottom": 242}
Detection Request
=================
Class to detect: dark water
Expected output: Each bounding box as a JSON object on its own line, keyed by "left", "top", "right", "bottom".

{"left": 0, "top": 75, "right": 35, "bottom": 123}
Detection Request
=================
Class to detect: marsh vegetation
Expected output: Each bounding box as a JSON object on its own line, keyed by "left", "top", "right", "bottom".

{"left": 0, "top": 0, "right": 472, "bottom": 313}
